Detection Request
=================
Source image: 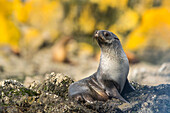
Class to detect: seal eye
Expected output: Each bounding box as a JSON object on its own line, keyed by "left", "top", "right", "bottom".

{"left": 104, "top": 32, "right": 109, "bottom": 37}
{"left": 114, "top": 37, "right": 119, "bottom": 41}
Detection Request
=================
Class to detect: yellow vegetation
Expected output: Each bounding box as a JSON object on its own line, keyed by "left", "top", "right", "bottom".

{"left": 0, "top": 15, "right": 20, "bottom": 50}
{"left": 115, "top": 9, "right": 139, "bottom": 33}
{"left": 79, "top": 5, "right": 95, "bottom": 34}
{"left": 0, "top": 0, "right": 169, "bottom": 54}
{"left": 125, "top": 7, "right": 170, "bottom": 51}
{"left": 78, "top": 42, "right": 94, "bottom": 58}
{"left": 13, "top": 0, "right": 31, "bottom": 23}
{"left": 91, "top": 0, "right": 128, "bottom": 12}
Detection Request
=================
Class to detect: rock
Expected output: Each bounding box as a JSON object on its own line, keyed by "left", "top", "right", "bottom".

{"left": 129, "top": 62, "right": 170, "bottom": 85}
{"left": 0, "top": 73, "right": 170, "bottom": 112}
{"left": 24, "top": 75, "right": 44, "bottom": 87}
{"left": 29, "top": 72, "right": 74, "bottom": 99}
{"left": 123, "top": 83, "right": 170, "bottom": 113}
{"left": 158, "top": 62, "right": 170, "bottom": 76}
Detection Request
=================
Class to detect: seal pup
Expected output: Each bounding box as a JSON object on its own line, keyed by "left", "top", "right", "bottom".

{"left": 68, "top": 30, "right": 135, "bottom": 103}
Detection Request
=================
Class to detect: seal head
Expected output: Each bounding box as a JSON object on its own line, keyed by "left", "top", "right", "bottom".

{"left": 94, "top": 30, "right": 119, "bottom": 45}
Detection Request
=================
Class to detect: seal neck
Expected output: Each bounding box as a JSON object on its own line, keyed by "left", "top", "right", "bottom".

{"left": 100, "top": 42, "right": 125, "bottom": 59}
{"left": 97, "top": 42, "right": 127, "bottom": 75}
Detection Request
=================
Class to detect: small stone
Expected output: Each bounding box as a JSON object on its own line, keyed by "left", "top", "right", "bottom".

{"left": 152, "top": 95, "right": 157, "bottom": 99}
{"left": 143, "top": 102, "right": 148, "bottom": 107}
{"left": 4, "top": 96, "right": 9, "bottom": 104}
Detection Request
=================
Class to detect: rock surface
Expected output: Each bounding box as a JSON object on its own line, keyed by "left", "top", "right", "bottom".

{"left": 128, "top": 62, "right": 170, "bottom": 85}
{"left": 0, "top": 73, "right": 169, "bottom": 113}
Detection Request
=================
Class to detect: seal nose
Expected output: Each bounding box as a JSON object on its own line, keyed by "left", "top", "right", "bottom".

{"left": 94, "top": 30, "right": 99, "bottom": 38}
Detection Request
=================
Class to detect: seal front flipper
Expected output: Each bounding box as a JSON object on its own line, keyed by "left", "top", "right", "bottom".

{"left": 121, "top": 79, "right": 135, "bottom": 96}
{"left": 69, "top": 93, "right": 94, "bottom": 103}
{"left": 106, "top": 87, "right": 129, "bottom": 103}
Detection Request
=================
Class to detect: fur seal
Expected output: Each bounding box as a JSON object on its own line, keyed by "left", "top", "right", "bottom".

{"left": 68, "top": 30, "right": 135, "bottom": 103}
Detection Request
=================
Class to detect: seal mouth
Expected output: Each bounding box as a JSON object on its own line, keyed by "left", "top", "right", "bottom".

{"left": 94, "top": 30, "right": 100, "bottom": 39}
{"left": 94, "top": 30, "right": 105, "bottom": 42}
{"left": 94, "top": 30, "right": 99, "bottom": 38}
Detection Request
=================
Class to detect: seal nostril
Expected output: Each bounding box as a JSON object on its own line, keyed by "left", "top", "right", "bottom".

{"left": 94, "top": 30, "right": 99, "bottom": 38}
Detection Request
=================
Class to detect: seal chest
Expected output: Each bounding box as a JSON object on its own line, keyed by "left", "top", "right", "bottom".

{"left": 68, "top": 30, "right": 135, "bottom": 103}
{"left": 99, "top": 51, "right": 129, "bottom": 92}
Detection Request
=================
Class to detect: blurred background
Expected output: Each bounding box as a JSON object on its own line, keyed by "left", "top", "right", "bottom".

{"left": 0, "top": 0, "right": 170, "bottom": 87}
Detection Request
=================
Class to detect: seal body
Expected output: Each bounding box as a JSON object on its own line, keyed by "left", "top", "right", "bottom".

{"left": 68, "top": 30, "right": 134, "bottom": 103}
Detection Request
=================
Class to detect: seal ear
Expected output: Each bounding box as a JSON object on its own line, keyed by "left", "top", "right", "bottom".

{"left": 121, "top": 79, "right": 135, "bottom": 96}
